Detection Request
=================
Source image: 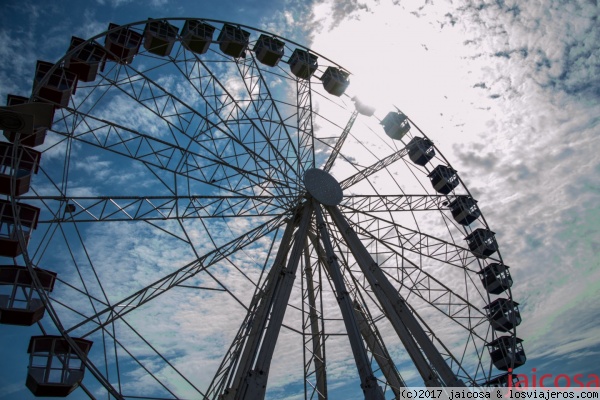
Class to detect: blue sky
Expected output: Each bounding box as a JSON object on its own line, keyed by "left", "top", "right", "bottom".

{"left": 0, "top": 0, "right": 599, "bottom": 399}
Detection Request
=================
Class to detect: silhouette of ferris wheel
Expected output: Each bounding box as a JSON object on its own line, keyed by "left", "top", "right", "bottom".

{"left": 0, "top": 18, "right": 525, "bottom": 399}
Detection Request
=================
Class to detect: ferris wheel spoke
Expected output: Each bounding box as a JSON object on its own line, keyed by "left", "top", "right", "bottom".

{"left": 296, "top": 78, "right": 316, "bottom": 172}
{"left": 52, "top": 107, "right": 288, "bottom": 198}
{"left": 341, "top": 194, "right": 460, "bottom": 212}
{"left": 339, "top": 146, "right": 410, "bottom": 190}
{"left": 233, "top": 54, "right": 301, "bottom": 178}
{"left": 20, "top": 195, "right": 293, "bottom": 223}
{"left": 335, "top": 221, "right": 489, "bottom": 336}
{"left": 322, "top": 109, "right": 359, "bottom": 173}
{"left": 94, "top": 63, "right": 293, "bottom": 198}
{"left": 339, "top": 203, "right": 495, "bottom": 270}
{"left": 61, "top": 211, "right": 288, "bottom": 338}
{"left": 168, "top": 51, "right": 299, "bottom": 191}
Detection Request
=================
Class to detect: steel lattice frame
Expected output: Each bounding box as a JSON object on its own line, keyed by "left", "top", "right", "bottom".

{"left": 1, "top": 18, "right": 522, "bottom": 399}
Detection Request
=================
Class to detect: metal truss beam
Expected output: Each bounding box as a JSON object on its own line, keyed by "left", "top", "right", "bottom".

{"left": 341, "top": 194, "right": 461, "bottom": 213}
{"left": 22, "top": 195, "right": 295, "bottom": 223}
{"left": 323, "top": 110, "right": 358, "bottom": 172}
{"left": 339, "top": 146, "right": 409, "bottom": 190}
{"left": 353, "top": 300, "right": 405, "bottom": 397}
{"left": 206, "top": 215, "right": 298, "bottom": 398}
{"left": 215, "top": 204, "right": 312, "bottom": 400}
{"left": 63, "top": 212, "right": 289, "bottom": 338}
{"left": 297, "top": 78, "right": 316, "bottom": 174}
{"left": 302, "top": 242, "right": 327, "bottom": 400}
{"left": 327, "top": 205, "right": 465, "bottom": 387}
{"left": 51, "top": 112, "right": 287, "bottom": 198}
{"left": 313, "top": 202, "right": 385, "bottom": 400}
{"left": 338, "top": 203, "right": 499, "bottom": 269}
{"left": 308, "top": 230, "right": 404, "bottom": 398}
{"left": 235, "top": 55, "right": 299, "bottom": 183}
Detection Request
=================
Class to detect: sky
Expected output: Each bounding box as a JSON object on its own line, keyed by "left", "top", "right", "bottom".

{"left": 0, "top": 0, "right": 599, "bottom": 399}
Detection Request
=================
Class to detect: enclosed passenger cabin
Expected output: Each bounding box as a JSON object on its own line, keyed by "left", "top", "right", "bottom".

{"left": 104, "top": 23, "right": 143, "bottom": 65}
{"left": 485, "top": 298, "right": 522, "bottom": 332}
{"left": 465, "top": 228, "right": 498, "bottom": 259}
{"left": 64, "top": 36, "right": 107, "bottom": 82}
{"left": 0, "top": 200, "right": 40, "bottom": 258}
{"left": 478, "top": 263, "right": 513, "bottom": 294}
{"left": 381, "top": 111, "right": 411, "bottom": 140}
{"left": 352, "top": 97, "right": 376, "bottom": 116}
{"left": 33, "top": 61, "right": 78, "bottom": 109}
{"left": 407, "top": 137, "right": 435, "bottom": 166}
{"left": 2, "top": 95, "right": 54, "bottom": 147}
{"left": 0, "top": 265, "right": 56, "bottom": 326}
{"left": 289, "top": 49, "right": 318, "bottom": 80}
{"left": 449, "top": 196, "right": 481, "bottom": 225}
{"left": 181, "top": 20, "right": 215, "bottom": 54}
{"left": 0, "top": 142, "right": 41, "bottom": 196}
{"left": 253, "top": 34, "right": 285, "bottom": 67}
{"left": 487, "top": 336, "right": 526, "bottom": 371}
{"left": 26, "top": 336, "right": 92, "bottom": 397}
{"left": 217, "top": 24, "right": 250, "bottom": 58}
{"left": 143, "top": 20, "right": 179, "bottom": 57}
{"left": 428, "top": 165, "right": 459, "bottom": 194}
{"left": 321, "top": 67, "right": 350, "bottom": 96}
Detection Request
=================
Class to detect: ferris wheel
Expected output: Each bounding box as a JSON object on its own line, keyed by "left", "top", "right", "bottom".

{"left": 0, "top": 18, "right": 526, "bottom": 399}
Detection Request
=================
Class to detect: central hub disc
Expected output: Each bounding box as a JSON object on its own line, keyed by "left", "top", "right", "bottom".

{"left": 303, "top": 168, "right": 343, "bottom": 206}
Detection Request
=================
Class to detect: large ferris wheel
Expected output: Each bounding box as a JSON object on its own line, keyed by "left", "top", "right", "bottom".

{"left": 0, "top": 18, "right": 526, "bottom": 399}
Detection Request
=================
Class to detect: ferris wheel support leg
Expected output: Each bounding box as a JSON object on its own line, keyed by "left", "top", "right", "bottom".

{"left": 313, "top": 201, "right": 385, "bottom": 400}
{"left": 326, "top": 205, "right": 466, "bottom": 388}
{"left": 353, "top": 300, "right": 406, "bottom": 397}
{"left": 227, "top": 204, "right": 313, "bottom": 400}
{"left": 303, "top": 245, "right": 328, "bottom": 400}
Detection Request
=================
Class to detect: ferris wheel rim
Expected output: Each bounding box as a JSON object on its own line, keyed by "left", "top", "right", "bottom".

{"left": 2, "top": 17, "right": 523, "bottom": 398}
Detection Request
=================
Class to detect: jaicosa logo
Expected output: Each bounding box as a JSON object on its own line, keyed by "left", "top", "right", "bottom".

{"left": 508, "top": 368, "right": 600, "bottom": 388}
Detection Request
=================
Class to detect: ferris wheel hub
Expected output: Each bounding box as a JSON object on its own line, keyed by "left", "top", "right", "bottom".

{"left": 303, "top": 168, "right": 343, "bottom": 206}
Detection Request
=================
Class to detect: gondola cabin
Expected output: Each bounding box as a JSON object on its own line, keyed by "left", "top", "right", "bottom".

{"left": 143, "top": 20, "right": 179, "bottom": 57}
{"left": 428, "top": 165, "right": 459, "bottom": 194}
{"left": 449, "top": 196, "right": 481, "bottom": 225}
{"left": 64, "top": 36, "right": 107, "bottom": 82}
{"left": 2, "top": 95, "right": 54, "bottom": 147}
{"left": 407, "top": 136, "right": 435, "bottom": 166}
{"left": 104, "top": 23, "right": 143, "bottom": 65}
{"left": 484, "top": 298, "right": 522, "bottom": 332}
{"left": 289, "top": 49, "right": 318, "bottom": 80}
{"left": 217, "top": 24, "right": 250, "bottom": 58}
{"left": 0, "top": 142, "right": 41, "bottom": 196}
{"left": 0, "top": 200, "right": 40, "bottom": 258}
{"left": 33, "top": 61, "right": 78, "bottom": 108}
{"left": 465, "top": 228, "right": 498, "bottom": 259}
{"left": 26, "top": 336, "right": 93, "bottom": 397}
{"left": 181, "top": 20, "right": 215, "bottom": 54}
{"left": 0, "top": 265, "right": 56, "bottom": 326}
{"left": 487, "top": 336, "right": 526, "bottom": 371}
{"left": 381, "top": 111, "right": 410, "bottom": 140}
{"left": 322, "top": 67, "right": 350, "bottom": 96}
{"left": 253, "top": 34, "right": 285, "bottom": 67}
{"left": 478, "top": 263, "right": 513, "bottom": 294}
